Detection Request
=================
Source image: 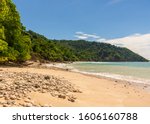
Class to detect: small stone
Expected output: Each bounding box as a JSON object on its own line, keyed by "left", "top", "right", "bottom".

{"left": 3, "top": 104, "right": 10, "bottom": 107}
{"left": 0, "top": 86, "right": 5, "bottom": 90}
{"left": 23, "top": 91, "right": 27, "bottom": 94}
{"left": 0, "top": 94, "right": 3, "bottom": 98}
{"left": 7, "top": 101, "right": 15, "bottom": 105}
{"left": 27, "top": 96, "right": 31, "bottom": 100}
{"left": 58, "top": 94, "right": 66, "bottom": 99}
{"left": 34, "top": 84, "right": 40, "bottom": 88}
{"left": 44, "top": 76, "right": 50, "bottom": 80}
{"left": 42, "top": 90, "right": 47, "bottom": 93}
{"left": 73, "top": 89, "right": 82, "bottom": 93}
{"left": 0, "top": 101, "right": 7, "bottom": 104}
{"left": 4, "top": 96, "right": 10, "bottom": 100}
{"left": 68, "top": 98, "right": 75, "bottom": 102}
{"left": 24, "top": 103, "right": 33, "bottom": 107}
{"left": 68, "top": 95, "right": 76, "bottom": 102}
{"left": 10, "top": 95, "right": 16, "bottom": 100}
{"left": 40, "top": 104, "right": 52, "bottom": 107}
{"left": 24, "top": 99, "right": 31, "bottom": 103}
{"left": 17, "top": 97, "right": 22, "bottom": 100}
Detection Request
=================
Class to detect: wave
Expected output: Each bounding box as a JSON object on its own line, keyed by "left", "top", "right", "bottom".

{"left": 72, "top": 69, "right": 150, "bottom": 85}
{"left": 44, "top": 63, "right": 150, "bottom": 85}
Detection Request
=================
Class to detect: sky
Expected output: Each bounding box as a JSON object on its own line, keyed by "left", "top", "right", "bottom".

{"left": 12, "top": 0, "right": 150, "bottom": 59}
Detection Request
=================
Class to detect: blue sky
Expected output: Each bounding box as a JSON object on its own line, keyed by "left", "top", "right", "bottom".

{"left": 13, "top": 0, "right": 150, "bottom": 40}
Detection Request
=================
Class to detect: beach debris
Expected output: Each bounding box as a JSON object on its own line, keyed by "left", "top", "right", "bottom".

{"left": 0, "top": 71, "right": 81, "bottom": 107}
{"left": 58, "top": 94, "right": 66, "bottom": 99}
{"left": 68, "top": 95, "right": 77, "bottom": 102}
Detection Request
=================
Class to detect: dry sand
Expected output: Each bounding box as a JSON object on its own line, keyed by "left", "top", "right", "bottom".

{"left": 0, "top": 66, "right": 150, "bottom": 107}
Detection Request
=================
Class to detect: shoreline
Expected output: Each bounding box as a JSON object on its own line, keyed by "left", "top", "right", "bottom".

{"left": 0, "top": 63, "right": 150, "bottom": 107}
{"left": 1, "top": 62, "right": 150, "bottom": 92}
{"left": 1, "top": 64, "right": 150, "bottom": 106}
{"left": 42, "top": 62, "right": 150, "bottom": 89}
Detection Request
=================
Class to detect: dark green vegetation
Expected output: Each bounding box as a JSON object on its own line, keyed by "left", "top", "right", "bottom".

{"left": 0, "top": 0, "right": 31, "bottom": 62}
{"left": 0, "top": 0, "right": 148, "bottom": 63}
{"left": 29, "top": 31, "right": 148, "bottom": 62}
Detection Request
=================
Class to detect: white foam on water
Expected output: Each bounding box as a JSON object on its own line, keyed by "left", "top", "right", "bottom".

{"left": 44, "top": 63, "right": 74, "bottom": 70}
{"left": 44, "top": 63, "right": 150, "bottom": 85}
{"left": 73, "top": 69, "right": 150, "bottom": 85}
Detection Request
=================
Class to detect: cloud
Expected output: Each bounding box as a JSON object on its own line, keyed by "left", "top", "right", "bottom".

{"left": 97, "top": 38, "right": 107, "bottom": 42}
{"left": 75, "top": 32, "right": 100, "bottom": 40}
{"left": 105, "top": 33, "right": 150, "bottom": 60}
{"left": 75, "top": 31, "right": 150, "bottom": 60}
{"left": 75, "top": 32, "right": 106, "bottom": 41}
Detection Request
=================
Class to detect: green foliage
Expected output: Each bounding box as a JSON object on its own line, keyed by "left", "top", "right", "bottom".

{"left": 0, "top": 0, "right": 148, "bottom": 63}
{"left": 28, "top": 31, "right": 148, "bottom": 62}
{"left": 58, "top": 40, "right": 148, "bottom": 62}
{"left": 29, "top": 30, "right": 77, "bottom": 62}
{"left": 0, "top": 39, "right": 8, "bottom": 61}
{"left": 0, "top": 0, "right": 31, "bottom": 62}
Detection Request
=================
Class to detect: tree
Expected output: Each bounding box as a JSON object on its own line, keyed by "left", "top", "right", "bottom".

{"left": 0, "top": 0, "right": 31, "bottom": 62}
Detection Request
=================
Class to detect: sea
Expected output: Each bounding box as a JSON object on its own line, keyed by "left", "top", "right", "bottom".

{"left": 68, "top": 62, "right": 150, "bottom": 84}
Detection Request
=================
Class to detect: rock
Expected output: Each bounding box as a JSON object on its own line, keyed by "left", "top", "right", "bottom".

{"left": 34, "top": 84, "right": 40, "bottom": 89}
{"left": 73, "top": 89, "right": 82, "bottom": 93}
{"left": 3, "top": 104, "right": 10, "bottom": 107}
{"left": 17, "top": 97, "right": 22, "bottom": 100}
{"left": 44, "top": 76, "right": 50, "bottom": 80}
{"left": 51, "top": 92, "right": 59, "bottom": 97}
{"left": 42, "top": 90, "right": 47, "bottom": 93}
{"left": 27, "top": 96, "right": 31, "bottom": 100}
{"left": 4, "top": 96, "right": 10, "bottom": 100}
{"left": 0, "top": 86, "right": 6, "bottom": 90}
{"left": 14, "top": 81, "right": 20, "bottom": 85}
{"left": 0, "top": 101, "right": 6, "bottom": 105}
{"left": 23, "top": 91, "right": 28, "bottom": 95}
{"left": 9, "top": 95, "right": 17, "bottom": 100}
{"left": 68, "top": 95, "right": 76, "bottom": 102}
{"left": 18, "top": 103, "right": 24, "bottom": 106}
{"left": 0, "top": 94, "right": 3, "bottom": 98}
{"left": 24, "top": 103, "right": 33, "bottom": 107}
{"left": 0, "top": 71, "right": 81, "bottom": 107}
{"left": 24, "top": 98, "right": 31, "bottom": 103}
{"left": 58, "top": 94, "right": 66, "bottom": 99}
{"left": 40, "top": 104, "right": 52, "bottom": 107}
{"left": 7, "top": 101, "right": 15, "bottom": 105}
{"left": 43, "top": 85, "right": 48, "bottom": 90}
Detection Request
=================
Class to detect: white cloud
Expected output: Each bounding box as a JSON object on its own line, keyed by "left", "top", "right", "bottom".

{"left": 97, "top": 38, "right": 107, "bottom": 42}
{"left": 105, "top": 33, "right": 150, "bottom": 60}
{"left": 75, "top": 31, "right": 150, "bottom": 60}
{"left": 75, "top": 31, "right": 105, "bottom": 41}
{"left": 75, "top": 32, "right": 100, "bottom": 40}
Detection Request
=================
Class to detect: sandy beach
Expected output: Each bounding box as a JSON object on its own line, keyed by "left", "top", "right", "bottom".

{"left": 0, "top": 65, "right": 150, "bottom": 107}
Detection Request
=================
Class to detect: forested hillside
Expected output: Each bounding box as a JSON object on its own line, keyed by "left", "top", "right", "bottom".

{"left": 28, "top": 31, "right": 148, "bottom": 62}
{"left": 0, "top": 0, "right": 148, "bottom": 63}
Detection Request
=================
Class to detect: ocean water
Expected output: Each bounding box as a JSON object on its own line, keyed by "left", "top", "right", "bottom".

{"left": 69, "top": 62, "right": 150, "bottom": 84}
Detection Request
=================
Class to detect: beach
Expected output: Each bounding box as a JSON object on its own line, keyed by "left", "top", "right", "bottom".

{"left": 0, "top": 64, "right": 150, "bottom": 107}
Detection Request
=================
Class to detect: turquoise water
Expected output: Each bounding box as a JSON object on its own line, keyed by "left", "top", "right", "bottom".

{"left": 70, "top": 62, "right": 150, "bottom": 84}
